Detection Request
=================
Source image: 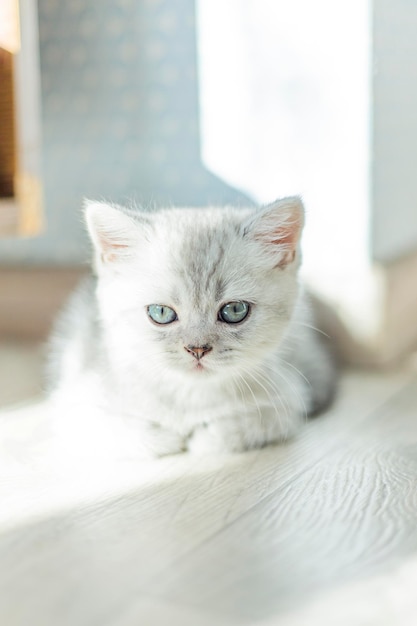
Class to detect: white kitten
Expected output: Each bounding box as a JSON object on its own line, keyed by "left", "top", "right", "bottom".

{"left": 47, "top": 197, "right": 336, "bottom": 458}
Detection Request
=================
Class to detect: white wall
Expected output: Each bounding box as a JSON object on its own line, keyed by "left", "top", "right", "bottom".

{"left": 197, "top": 0, "right": 372, "bottom": 285}
{"left": 372, "top": 0, "right": 417, "bottom": 262}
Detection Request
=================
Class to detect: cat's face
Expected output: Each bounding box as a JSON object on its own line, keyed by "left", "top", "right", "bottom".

{"left": 86, "top": 199, "right": 304, "bottom": 382}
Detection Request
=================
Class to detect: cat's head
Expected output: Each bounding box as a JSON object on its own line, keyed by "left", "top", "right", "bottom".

{"left": 85, "top": 198, "right": 304, "bottom": 382}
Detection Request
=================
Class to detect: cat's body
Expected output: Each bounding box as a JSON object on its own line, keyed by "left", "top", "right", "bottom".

{"left": 47, "top": 198, "right": 336, "bottom": 457}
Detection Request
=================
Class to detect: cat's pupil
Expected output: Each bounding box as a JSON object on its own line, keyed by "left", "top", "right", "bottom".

{"left": 219, "top": 301, "right": 250, "bottom": 324}
{"left": 147, "top": 304, "right": 177, "bottom": 324}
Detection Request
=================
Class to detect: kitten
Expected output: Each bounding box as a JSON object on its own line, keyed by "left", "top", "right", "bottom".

{"left": 47, "top": 197, "right": 336, "bottom": 458}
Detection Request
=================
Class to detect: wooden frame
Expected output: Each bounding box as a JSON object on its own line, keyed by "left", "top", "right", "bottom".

{"left": 0, "top": 0, "right": 43, "bottom": 238}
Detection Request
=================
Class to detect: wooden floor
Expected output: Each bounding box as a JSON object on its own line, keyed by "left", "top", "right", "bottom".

{"left": 0, "top": 343, "right": 417, "bottom": 626}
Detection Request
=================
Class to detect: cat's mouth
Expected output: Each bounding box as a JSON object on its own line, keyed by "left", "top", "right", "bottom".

{"left": 188, "top": 359, "right": 213, "bottom": 374}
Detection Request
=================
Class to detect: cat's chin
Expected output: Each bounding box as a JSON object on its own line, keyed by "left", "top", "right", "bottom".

{"left": 164, "top": 360, "right": 214, "bottom": 379}
{"left": 189, "top": 361, "right": 212, "bottom": 375}
{"left": 185, "top": 358, "right": 244, "bottom": 378}
{"left": 182, "top": 359, "right": 220, "bottom": 378}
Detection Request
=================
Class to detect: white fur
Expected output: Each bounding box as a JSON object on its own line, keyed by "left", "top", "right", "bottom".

{"left": 47, "top": 198, "right": 336, "bottom": 459}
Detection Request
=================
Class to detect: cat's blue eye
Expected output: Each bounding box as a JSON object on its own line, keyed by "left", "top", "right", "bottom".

{"left": 147, "top": 304, "right": 177, "bottom": 325}
{"left": 219, "top": 301, "right": 250, "bottom": 324}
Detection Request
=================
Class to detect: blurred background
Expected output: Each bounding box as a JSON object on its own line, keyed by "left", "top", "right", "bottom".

{"left": 1, "top": 0, "right": 417, "bottom": 406}
{"left": 1, "top": 6, "right": 417, "bottom": 624}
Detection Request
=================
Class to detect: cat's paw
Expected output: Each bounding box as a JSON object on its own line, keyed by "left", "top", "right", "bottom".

{"left": 187, "top": 422, "right": 247, "bottom": 455}
{"left": 138, "top": 423, "right": 186, "bottom": 458}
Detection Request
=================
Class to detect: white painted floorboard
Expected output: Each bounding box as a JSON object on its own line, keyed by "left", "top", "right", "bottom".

{"left": 0, "top": 344, "right": 416, "bottom": 625}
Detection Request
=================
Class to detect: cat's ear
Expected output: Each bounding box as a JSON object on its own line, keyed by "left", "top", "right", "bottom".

{"left": 84, "top": 200, "right": 141, "bottom": 265}
{"left": 243, "top": 196, "right": 304, "bottom": 268}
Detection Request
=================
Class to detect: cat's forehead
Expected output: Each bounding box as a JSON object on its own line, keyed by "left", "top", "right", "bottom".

{"left": 174, "top": 230, "right": 229, "bottom": 303}
{"left": 151, "top": 208, "right": 252, "bottom": 304}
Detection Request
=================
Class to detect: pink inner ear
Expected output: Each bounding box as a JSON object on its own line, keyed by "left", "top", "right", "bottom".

{"left": 257, "top": 213, "right": 302, "bottom": 267}
{"left": 85, "top": 201, "right": 140, "bottom": 266}
{"left": 270, "top": 218, "right": 301, "bottom": 247}
{"left": 98, "top": 232, "right": 131, "bottom": 263}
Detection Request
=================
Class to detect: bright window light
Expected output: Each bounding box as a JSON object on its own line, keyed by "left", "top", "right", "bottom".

{"left": 196, "top": 0, "right": 371, "bottom": 290}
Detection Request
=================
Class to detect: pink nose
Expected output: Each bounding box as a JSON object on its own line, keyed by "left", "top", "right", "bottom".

{"left": 185, "top": 345, "right": 212, "bottom": 360}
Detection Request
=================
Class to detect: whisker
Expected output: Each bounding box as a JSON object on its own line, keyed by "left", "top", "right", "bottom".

{"left": 242, "top": 366, "right": 284, "bottom": 432}
{"left": 250, "top": 364, "right": 291, "bottom": 431}
{"left": 236, "top": 371, "right": 262, "bottom": 424}
{"left": 292, "top": 321, "right": 330, "bottom": 339}
{"left": 272, "top": 365, "right": 308, "bottom": 423}
{"left": 241, "top": 356, "right": 309, "bottom": 434}
{"left": 231, "top": 372, "right": 246, "bottom": 410}
{"left": 236, "top": 357, "right": 292, "bottom": 436}
{"left": 264, "top": 356, "right": 312, "bottom": 391}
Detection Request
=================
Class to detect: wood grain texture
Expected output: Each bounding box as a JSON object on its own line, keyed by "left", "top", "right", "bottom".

{"left": 0, "top": 48, "right": 15, "bottom": 199}
{"left": 149, "top": 380, "right": 417, "bottom": 622}
{"left": 0, "top": 354, "right": 416, "bottom": 626}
